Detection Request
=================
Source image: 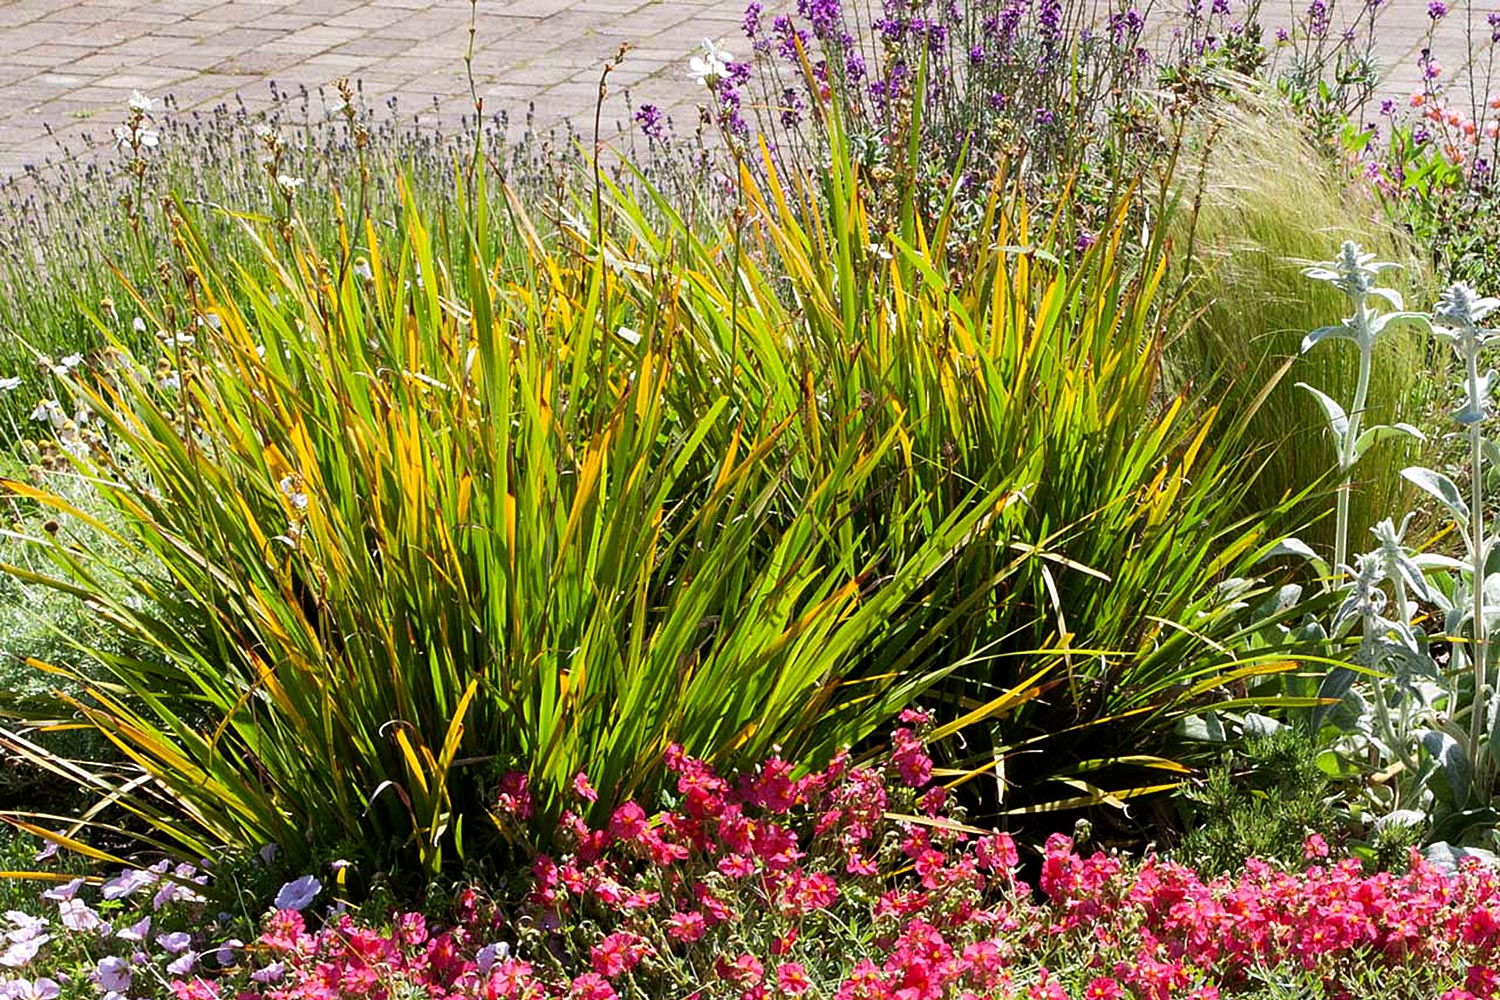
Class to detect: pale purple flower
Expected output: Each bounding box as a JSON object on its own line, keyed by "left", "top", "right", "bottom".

{"left": 57, "top": 898, "right": 101, "bottom": 933}
{"left": 273, "top": 875, "right": 321, "bottom": 912}
{"left": 0, "top": 936, "right": 46, "bottom": 968}
{"left": 93, "top": 956, "right": 131, "bottom": 993}
{"left": 258, "top": 843, "right": 278, "bottom": 866}
{"left": 101, "top": 869, "right": 156, "bottom": 901}
{"left": 251, "top": 962, "right": 286, "bottom": 984}
{"left": 213, "top": 938, "right": 243, "bottom": 966}
{"left": 157, "top": 931, "right": 192, "bottom": 954}
{"left": 476, "top": 942, "right": 510, "bottom": 974}
{"left": 116, "top": 916, "right": 151, "bottom": 942}
{"left": 166, "top": 951, "right": 196, "bottom": 976}
{"left": 40, "top": 879, "right": 82, "bottom": 903}
{"left": 5, "top": 912, "right": 47, "bottom": 943}
{"left": 32, "top": 842, "right": 58, "bottom": 863}
{"left": 0, "top": 978, "right": 59, "bottom": 1000}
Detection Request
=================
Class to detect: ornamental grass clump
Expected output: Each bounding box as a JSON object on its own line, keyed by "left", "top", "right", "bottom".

{"left": 0, "top": 71, "right": 1298, "bottom": 880}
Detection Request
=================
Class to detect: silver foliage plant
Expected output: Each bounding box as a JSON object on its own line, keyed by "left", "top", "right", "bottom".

{"left": 1293, "top": 241, "right": 1500, "bottom": 856}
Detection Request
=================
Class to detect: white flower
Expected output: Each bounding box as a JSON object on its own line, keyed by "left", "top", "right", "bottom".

{"left": 689, "top": 37, "right": 732, "bottom": 84}
{"left": 0, "top": 377, "right": 20, "bottom": 392}
{"left": 28, "top": 401, "right": 64, "bottom": 428}
{"left": 128, "top": 90, "right": 154, "bottom": 114}
{"left": 276, "top": 174, "right": 304, "bottom": 195}
{"left": 273, "top": 875, "right": 321, "bottom": 911}
{"left": 156, "top": 370, "right": 181, "bottom": 391}
{"left": 58, "top": 354, "right": 82, "bottom": 372}
{"left": 137, "top": 128, "right": 159, "bottom": 148}
{"left": 278, "top": 476, "right": 309, "bottom": 512}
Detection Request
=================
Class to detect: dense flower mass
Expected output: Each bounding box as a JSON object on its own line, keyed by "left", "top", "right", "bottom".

{"left": 0, "top": 723, "right": 1465, "bottom": 999}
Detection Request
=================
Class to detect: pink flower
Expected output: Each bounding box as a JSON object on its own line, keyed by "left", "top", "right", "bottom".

{"left": 570, "top": 972, "right": 618, "bottom": 1000}
{"left": 1303, "top": 833, "right": 1330, "bottom": 860}
{"left": 777, "top": 962, "right": 812, "bottom": 995}
{"left": 572, "top": 772, "right": 599, "bottom": 803}
{"left": 608, "top": 801, "right": 647, "bottom": 843}
{"left": 496, "top": 772, "right": 533, "bottom": 820}
{"left": 666, "top": 910, "right": 708, "bottom": 943}
{"left": 169, "top": 979, "right": 219, "bottom": 1000}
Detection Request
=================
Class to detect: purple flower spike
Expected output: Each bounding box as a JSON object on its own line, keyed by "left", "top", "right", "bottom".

{"left": 1428, "top": 0, "right": 1447, "bottom": 19}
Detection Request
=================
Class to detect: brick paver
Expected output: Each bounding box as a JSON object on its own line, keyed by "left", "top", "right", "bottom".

{"left": 0, "top": 0, "right": 1484, "bottom": 185}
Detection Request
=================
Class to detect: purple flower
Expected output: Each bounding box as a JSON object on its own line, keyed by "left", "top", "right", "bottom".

{"left": 157, "top": 931, "right": 192, "bottom": 954}
{"left": 779, "top": 87, "right": 805, "bottom": 128}
{"left": 251, "top": 961, "right": 286, "bottom": 984}
{"left": 845, "top": 51, "right": 866, "bottom": 82}
{"left": 39, "top": 879, "right": 82, "bottom": 903}
{"left": 1212, "top": 0, "right": 1230, "bottom": 14}
{"left": 101, "top": 869, "right": 156, "bottom": 901}
{"left": 634, "top": 103, "right": 668, "bottom": 142}
{"left": 56, "top": 898, "right": 100, "bottom": 933}
{"left": 1037, "top": 0, "right": 1063, "bottom": 44}
{"left": 166, "top": 950, "right": 196, "bottom": 976}
{"left": 743, "top": 1, "right": 763, "bottom": 39}
{"left": 213, "top": 938, "right": 243, "bottom": 966}
{"left": 1036, "top": 107, "right": 1055, "bottom": 125}
{"left": 1380, "top": 98, "right": 1396, "bottom": 116}
{"left": 273, "top": 875, "right": 322, "bottom": 912}
{"left": 1306, "top": 0, "right": 1329, "bottom": 37}
{"left": 0, "top": 979, "right": 59, "bottom": 1000}
{"left": 968, "top": 43, "right": 986, "bottom": 66}
{"left": 1075, "top": 230, "right": 1097, "bottom": 252}
{"left": 1275, "top": 26, "right": 1290, "bottom": 42}
{"left": 1489, "top": 11, "right": 1500, "bottom": 42}
{"left": 1429, "top": 0, "right": 1447, "bottom": 19}
{"left": 93, "top": 956, "right": 131, "bottom": 993}
{"left": 116, "top": 916, "right": 151, "bottom": 942}
{"left": 798, "top": 0, "right": 842, "bottom": 38}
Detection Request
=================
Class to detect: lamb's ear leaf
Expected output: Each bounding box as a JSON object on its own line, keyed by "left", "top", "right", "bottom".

{"left": 1297, "top": 382, "right": 1349, "bottom": 445}
{"left": 1260, "top": 536, "right": 1331, "bottom": 580}
{"left": 1352, "top": 422, "right": 1424, "bottom": 463}
{"left": 1300, "top": 325, "right": 1355, "bottom": 353}
{"left": 1402, "top": 466, "right": 1469, "bottom": 526}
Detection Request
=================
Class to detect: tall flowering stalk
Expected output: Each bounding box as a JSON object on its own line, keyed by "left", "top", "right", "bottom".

{"left": 1409, "top": 283, "right": 1500, "bottom": 787}
{"left": 1298, "top": 241, "right": 1425, "bottom": 578}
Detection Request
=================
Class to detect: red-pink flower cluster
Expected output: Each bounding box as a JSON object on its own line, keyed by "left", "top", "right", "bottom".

{"left": 206, "top": 720, "right": 1500, "bottom": 999}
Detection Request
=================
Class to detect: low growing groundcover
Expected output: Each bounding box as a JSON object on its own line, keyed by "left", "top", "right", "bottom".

{"left": 6, "top": 718, "right": 1500, "bottom": 1000}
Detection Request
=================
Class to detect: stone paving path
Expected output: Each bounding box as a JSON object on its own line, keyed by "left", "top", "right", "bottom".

{"left": 0, "top": 0, "right": 1485, "bottom": 185}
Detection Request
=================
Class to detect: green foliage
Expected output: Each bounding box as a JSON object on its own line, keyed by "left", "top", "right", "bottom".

{"left": 1174, "top": 728, "right": 1337, "bottom": 876}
